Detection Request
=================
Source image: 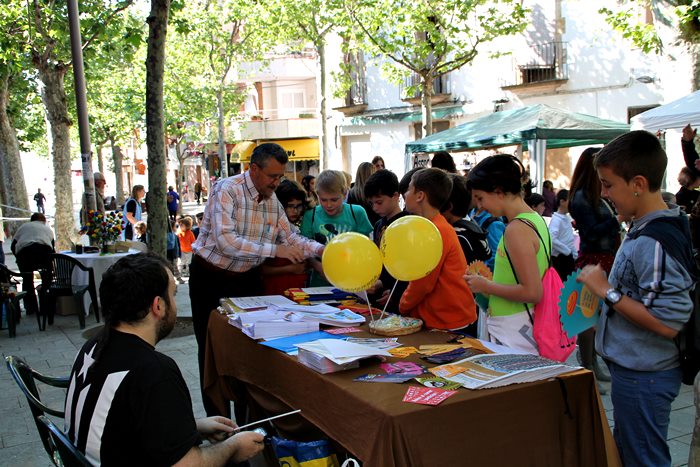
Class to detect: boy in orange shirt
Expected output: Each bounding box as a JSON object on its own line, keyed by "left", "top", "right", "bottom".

{"left": 400, "top": 168, "right": 476, "bottom": 331}
{"left": 177, "top": 216, "right": 196, "bottom": 277}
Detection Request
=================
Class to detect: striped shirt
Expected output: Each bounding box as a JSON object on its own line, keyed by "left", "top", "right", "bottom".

{"left": 192, "top": 171, "right": 323, "bottom": 272}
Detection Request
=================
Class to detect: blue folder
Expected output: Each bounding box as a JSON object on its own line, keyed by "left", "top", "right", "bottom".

{"left": 260, "top": 331, "right": 347, "bottom": 354}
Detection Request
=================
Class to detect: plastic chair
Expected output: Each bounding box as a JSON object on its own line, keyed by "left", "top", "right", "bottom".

{"left": 38, "top": 416, "right": 92, "bottom": 467}
{"left": 38, "top": 253, "right": 100, "bottom": 329}
{"left": 0, "top": 264, "right": 29, "bottom": 337}
{"left": 5, "top": 356, "right": 70, "bottom": 460}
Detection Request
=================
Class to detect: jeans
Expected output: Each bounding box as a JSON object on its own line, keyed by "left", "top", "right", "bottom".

{"left": 608, "top": 361, "right": 681, "bottom": 467}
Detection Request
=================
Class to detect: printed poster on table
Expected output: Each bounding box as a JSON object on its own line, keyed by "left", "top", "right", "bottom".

{"left": 558, "top": 271, "right": 601, "bottom": 338}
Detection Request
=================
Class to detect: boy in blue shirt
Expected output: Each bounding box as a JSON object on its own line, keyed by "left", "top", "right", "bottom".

{"left": 301, "top": 170, "right": 373, "bottom": 286}
{"left": 579, "top": 130, "right": 695, "bottom": 467}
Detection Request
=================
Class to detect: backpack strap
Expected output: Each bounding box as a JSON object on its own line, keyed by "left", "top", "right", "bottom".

{"left": 503, "top": 216, "right": 550, "bottom": 324}
{"left": 349, "top": 203, "right": 357, "bottom": 223}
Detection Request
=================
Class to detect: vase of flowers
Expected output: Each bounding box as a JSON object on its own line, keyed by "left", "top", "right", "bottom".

{"left": 81, "top": 210, "right": 124, "bottom": 254}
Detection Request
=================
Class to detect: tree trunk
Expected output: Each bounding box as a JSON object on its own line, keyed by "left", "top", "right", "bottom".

{"left": 318, "top": 39, "right": 329, "bottom": 170}
{"left": 96, "top": 143, "right": 104, "bottom": 174}
{"left": 216, "top": 88, "right": 227, "bottom": 178}
{"left": 37, "top": 63, "right": 74, "bottom": 250}
{"left": 0, "top": 71, "right": 30, "bottom": 235}
{"left": 175, "top": 139, "right": 185, "bottom": 214}
{"left": 690, "top": 42, "right": 700, "bottom": 92}
{"left": 110, "top": 136, "right": 125, "bottom": 206}
{"left": 145, "top": 0, "right": 170, "bottom": 258}
{"left": 421, "top": 74, "right": 434, "bottom": 137}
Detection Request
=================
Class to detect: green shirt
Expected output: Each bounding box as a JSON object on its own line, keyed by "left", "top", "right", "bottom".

{"left": 301, "top": 203, "right": 373, "bottom": 286}
{"left": 489, "top": 213, "right": 550, "bottom": 317}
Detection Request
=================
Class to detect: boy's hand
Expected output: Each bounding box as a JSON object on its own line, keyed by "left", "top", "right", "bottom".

{"left": 683, "top": 124, "right": 697, "bottom": 142}
{"left": 376, "top": 289, "right": 391, "bottom": 305}
{"left": 463, "top": 274, "right": 491, "bottom": 295}
{"left": 576, "top": 264, "right": 610, "bottom": 297}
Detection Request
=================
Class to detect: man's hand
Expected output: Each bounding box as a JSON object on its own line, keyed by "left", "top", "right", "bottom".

{"left": 366, "top": 279, "right": 383, "bottom": 295}
{"left": 196, "top": 416, "right": 236, "bottom": 443}
{"left": 683, "top": 124, "right": 697, "bottom": 142}
{"left": 376, "top": 289, "right": 391, "bottom": 305}
{"left": 229, "top": 431, "right": 265, "bottom": 463}
{"left": 276, "top": 244, "right": 305, "bottom": 263}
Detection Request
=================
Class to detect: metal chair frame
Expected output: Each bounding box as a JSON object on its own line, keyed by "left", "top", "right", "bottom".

{"left": 38, "top": 416, "right": 92, "bottom": 467}
{"left": 0, "top": 263, "right": 30, "bottom": 337}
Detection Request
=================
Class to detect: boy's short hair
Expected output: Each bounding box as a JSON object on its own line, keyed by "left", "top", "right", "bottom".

{"left": 275, "top": 179, "right": 307, "bottom": 206}
{"left": 440, "top": 174, "right": 471, "bottom": 218}
{"left": 556, "top": 189, "right": 569, "bottom": 204}
{"left": 195, "top": 212, "right": 204, "bottom": 221}
{"left": 399, "top": 168, "right": 424, "bottom": 195}
{"left": 364, "top": 169, "right": 399, "bottom": 199}
{"left": 525, "top": 193, "right": 545, "bottom": 208}
{"left": 594, "top": 130, "right": 667, "bottom": 192}
{"left": 179, "top": 217, "right": 193, "bottom": 229}
{"left": 411, "top": 168, "right": 453, "bottom": 210}
{"left": 135, "top": 221, "right": 147, "bottom": 233}
{"left": 316, "top": 170, "right": 347, "bottom": 195}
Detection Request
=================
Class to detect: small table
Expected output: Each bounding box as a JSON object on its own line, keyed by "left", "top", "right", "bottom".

{"left": 204, "top": 312, "right": 620, "bottom": 467}
{"left": 62, "top": 250, "right": 137, "bottom": 313}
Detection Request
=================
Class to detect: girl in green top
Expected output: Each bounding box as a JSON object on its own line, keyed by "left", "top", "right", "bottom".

{"left": 464, "top": 155, "right": 550, "bottom": 354}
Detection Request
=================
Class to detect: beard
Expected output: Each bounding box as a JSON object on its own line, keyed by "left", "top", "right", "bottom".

{"left": 156, "top": 300, "right": 176, "bottom": 342}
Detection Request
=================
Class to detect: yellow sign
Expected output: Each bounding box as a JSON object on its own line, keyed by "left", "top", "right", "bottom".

{"left": 238, "top": 139, "right": 320, "bottom": 162}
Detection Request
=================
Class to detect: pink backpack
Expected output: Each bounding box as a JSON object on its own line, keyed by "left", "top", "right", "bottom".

{"left": 505, "top": 218, "right": 576, "bottom": 362}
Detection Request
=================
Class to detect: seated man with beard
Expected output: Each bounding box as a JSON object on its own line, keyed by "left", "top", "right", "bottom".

{"left": 64, "top": 253, "right": 263, "bottom": 466}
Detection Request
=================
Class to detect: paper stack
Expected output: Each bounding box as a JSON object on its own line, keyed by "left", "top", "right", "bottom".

{"left": 228, "top": 309, "right": 319, "bottom": 340}
{"left": 295, "top": 339, "right": 392, "bottom": 374}
{"left": 270, "top": 303, "right": 366, "bottom": 327}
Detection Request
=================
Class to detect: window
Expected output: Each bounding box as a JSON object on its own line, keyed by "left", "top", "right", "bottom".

{"left": 281, "top": 91, "right": 305, "bottom": 109}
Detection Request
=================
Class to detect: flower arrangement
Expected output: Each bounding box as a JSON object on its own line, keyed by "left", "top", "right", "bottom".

{"left": 81, "top": 210, "right": 123, "bottom": 245}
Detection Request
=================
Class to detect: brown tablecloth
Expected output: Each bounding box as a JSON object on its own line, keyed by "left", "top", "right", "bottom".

{"left": 204, "top": 312, "right": 620, "bottom": 467}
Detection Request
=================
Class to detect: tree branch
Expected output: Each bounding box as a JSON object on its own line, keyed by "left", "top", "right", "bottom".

{"left": 82, "top": 0, "right": 135, "bottom": 52}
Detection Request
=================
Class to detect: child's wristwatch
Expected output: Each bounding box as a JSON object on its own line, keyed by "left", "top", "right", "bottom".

{"left": 604, "top": 288, "right": 623, "bottom": 308}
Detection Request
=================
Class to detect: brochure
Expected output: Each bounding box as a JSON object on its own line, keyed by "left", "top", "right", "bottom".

{"left": 430, "top": 353, "right": 579, "bottom": 390}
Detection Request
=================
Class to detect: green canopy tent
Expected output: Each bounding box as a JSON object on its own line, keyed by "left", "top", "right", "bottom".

{"left": 404, "top": 104, "right": 630, "bottom": 190}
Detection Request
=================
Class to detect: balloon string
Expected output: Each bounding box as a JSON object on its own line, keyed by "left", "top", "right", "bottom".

{"left": 378, "top": 281, "right": 398, "bottom": 322}
{"left": 362, "top": 290, "right": 374, "bottom": 322}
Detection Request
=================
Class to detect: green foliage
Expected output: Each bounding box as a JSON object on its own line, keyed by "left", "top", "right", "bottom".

{"left": 346, "top": 0, "right": 528, "bottom": 84}
{"left": 599, "top": 7, "right": 663, "bottom": 54}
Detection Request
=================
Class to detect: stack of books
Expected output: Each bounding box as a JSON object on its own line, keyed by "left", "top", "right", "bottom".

{"left": 285, "top": 287, "right": 357, "bottom": 305}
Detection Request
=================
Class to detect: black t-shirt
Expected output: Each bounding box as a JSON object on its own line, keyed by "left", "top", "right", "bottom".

{"left": 124, "top": 199, "right": 138, "bottom": 240}
{"left": 65, "top": 331, "right": 200, "bottom": 466}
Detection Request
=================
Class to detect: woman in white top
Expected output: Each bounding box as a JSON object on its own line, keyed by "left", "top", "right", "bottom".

{"left": 548, "top": 189, "right": 577, "bottom": 281}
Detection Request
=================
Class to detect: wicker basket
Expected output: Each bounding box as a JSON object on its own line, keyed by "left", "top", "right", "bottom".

{"left": 369, "top": 317, "right": 423, "bottom": 336}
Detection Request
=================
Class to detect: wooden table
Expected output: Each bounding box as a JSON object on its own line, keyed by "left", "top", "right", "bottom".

{"left": 204, "top": 312, "right": 620, "bottom": 467}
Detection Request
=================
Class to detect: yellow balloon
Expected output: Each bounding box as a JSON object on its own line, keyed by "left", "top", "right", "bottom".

{"left": 322, "top": 233, "right": 382, "bottom": 292}
{"left": 380, "top": 215, "right": 443, "bottom": 281}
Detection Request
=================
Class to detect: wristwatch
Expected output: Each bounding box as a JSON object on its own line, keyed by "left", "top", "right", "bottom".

{"left": 604, "top": 288, "right": 623, "bottom": 308}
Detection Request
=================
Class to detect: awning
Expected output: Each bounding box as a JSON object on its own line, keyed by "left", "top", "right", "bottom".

{"left": 238, "top": 138, "right": 320, "bottom": 163}
{"left": 344, "top": 104, "right": 468, "bottom": 126}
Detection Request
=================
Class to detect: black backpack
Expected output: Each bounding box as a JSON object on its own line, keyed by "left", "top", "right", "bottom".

{"left": 452, "top": 218, "right": 491, "bottom": 264}
{"left": 626, "top": 214, "right": 700, "bottom": 385}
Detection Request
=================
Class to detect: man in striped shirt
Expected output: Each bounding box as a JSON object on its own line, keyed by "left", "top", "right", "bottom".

{"left": 190, "top": 143, "right": 324, "bottom": 417}
{"left": 65, "top": 253, "right": 264, "bottom": 466}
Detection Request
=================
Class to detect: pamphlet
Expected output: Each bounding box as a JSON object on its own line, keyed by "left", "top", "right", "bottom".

{"left": 231, "top": 295, "right": 297, "bottom": 310}
{"left": 402, "top": 386, "right": 457, "bottom": 406}
{"left": 429, "top": 353, "right": 579, "bottom": 390}
{"left": 354, "top": 373, "right": 417, "bottom": 383}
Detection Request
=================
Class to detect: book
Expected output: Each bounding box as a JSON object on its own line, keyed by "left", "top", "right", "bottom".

{"left": 430, "top": 353, "right": 579, "bottom": 390}
{"left": 294, "top": 339, "right": 392, "bottom": 374}
{"left": 230, "top": 295, "right": 297, "bottom": 310}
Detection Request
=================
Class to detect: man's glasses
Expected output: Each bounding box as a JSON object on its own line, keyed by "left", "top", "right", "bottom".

{"left": 253, "top": 162, "right": 285, "bottom": 182}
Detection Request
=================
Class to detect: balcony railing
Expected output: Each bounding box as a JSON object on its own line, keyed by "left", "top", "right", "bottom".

{"left": 400, "top": 73, "right": 451, "bottom": 102}
{"left": 502, "top": 41, "right": 568, "bottom": 87}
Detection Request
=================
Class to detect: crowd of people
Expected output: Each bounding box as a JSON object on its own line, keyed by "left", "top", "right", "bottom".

{"left": 4, "top": 126, "right": 700, "bottom": 466}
